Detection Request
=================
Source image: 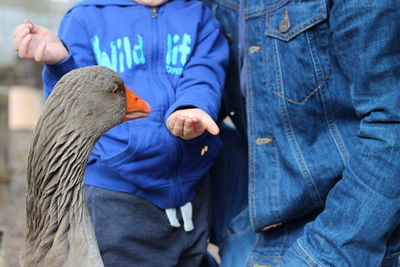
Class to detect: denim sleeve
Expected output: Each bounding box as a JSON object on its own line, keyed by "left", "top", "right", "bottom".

{"left": 285, "top": 1, "right": 400, "bottom": 266}
{"left": 164, "top": 5, "right": 229, "bottom": 122}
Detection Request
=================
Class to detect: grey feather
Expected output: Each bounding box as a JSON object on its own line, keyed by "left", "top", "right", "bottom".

{"left": 21, "top": 66, "right": 128, "bottom": 267}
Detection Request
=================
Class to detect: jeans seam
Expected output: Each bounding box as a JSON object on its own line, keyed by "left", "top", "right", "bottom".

{"left": 295, "top": 240, "right": 322, "bottom": 267}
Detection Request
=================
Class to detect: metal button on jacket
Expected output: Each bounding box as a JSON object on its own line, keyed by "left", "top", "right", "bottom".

{"left": 279, "top": 10, "right": 290, "bottom": 33}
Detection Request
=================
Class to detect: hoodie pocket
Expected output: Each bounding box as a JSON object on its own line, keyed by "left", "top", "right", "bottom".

{"left": 92, "top": 122, "right": 139, "bottom": 166}
{"left": 176, "top": 132, "right": 223, "bottom": 182}
{"left": 265, "top": 0, "right": 330, "bottom": 104}
{"left": 102, "top": 125, "right": 176, "bottom": 186}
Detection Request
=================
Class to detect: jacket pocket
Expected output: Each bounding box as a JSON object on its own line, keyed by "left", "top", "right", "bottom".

{"left": 265, "top": 0, "right": 330, "bottom": 104}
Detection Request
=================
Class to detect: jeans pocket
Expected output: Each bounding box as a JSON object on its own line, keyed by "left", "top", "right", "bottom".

{"left": 265, "top": 0, "right": 330, "bottom": 104}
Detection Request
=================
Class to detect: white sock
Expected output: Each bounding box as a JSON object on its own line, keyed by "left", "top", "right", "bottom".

{"left": 165, "top": 208, "right": 180, "bottom": 228}
{"left": 180, "top": 202, "right": 194, "bottom": 232}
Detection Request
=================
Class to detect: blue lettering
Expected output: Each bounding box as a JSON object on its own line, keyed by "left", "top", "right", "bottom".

{"left": 92, "top": 34, "right": 145, "bottom": 73}
{"left": 117, "top": 38, "right": 125, "bottom": 73}
{"left": 133, "top": 35, "right": 145, "bottom": 65}
{"left": 172, "top": 34, "right": 180, "bottom": 65}
{"left": 166, "top": 34, "right": 172, "bottom": 65}
{"left": 123, "top": 37, "right": 132, "bottom": 69}
{"left": 179, "top": 34, "right": 191, "bottom": 66}
{"left": 165, "top": 33, "right": 192, "bottom": 75}
{"left": 92, "top": 35, "right": 118, "bottom": 71}
{"left": 165, "top": 65, "right": 183, "bottom": 75}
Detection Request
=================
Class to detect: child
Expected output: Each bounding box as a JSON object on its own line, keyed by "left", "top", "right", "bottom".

{"left": 13, "top": 0, "right": 228, "bottom": 266}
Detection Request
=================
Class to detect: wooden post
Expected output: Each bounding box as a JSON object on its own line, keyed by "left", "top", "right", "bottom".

{"left": 0, "top": 87, "right": 10, "bottom": 202}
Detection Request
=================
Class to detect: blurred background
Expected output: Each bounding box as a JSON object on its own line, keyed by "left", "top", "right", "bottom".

{"left": 0, "top": 0, "right": 77, "bottom": 266}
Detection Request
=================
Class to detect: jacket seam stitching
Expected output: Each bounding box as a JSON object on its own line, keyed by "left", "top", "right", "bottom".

{"left": 296, "top": 240, "right": 323, "bottom": 266}
{"left": 293, "top": 243, "right": 316, "bottom": 267}
{"left": 214, "top": 0, "right": 240, "bottom": 11}
{"left": 273, "top": 37, "right": 322, "bottom": 209}
{"left": 247, "top": 44, "right": 260, "bottom": 230}
{"left": 244, "top": 0, "right": 289, "bottom": 19}
{"left": 265, "top": 0, "right": 326, "bottom": 41}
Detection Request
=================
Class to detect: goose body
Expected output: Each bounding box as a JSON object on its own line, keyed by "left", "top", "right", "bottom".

{"left": 21, "top": 66, "right": 151, "bottom": 267}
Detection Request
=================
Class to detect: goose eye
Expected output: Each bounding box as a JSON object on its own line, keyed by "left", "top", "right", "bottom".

{"left": 112, "top": 84, "right": 120, "bottom": 93}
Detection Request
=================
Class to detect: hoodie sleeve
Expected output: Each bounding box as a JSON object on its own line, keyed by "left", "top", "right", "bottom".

{"left": 164, "top": 4, "right": 229, "bottom": 121}
{"left": 42, "top": 7, "right": 96, "bottom": 98}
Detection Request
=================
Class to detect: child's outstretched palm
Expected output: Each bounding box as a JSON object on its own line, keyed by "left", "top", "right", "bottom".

{"left": 167, "top": 108, "right": 219, "bottom": 140}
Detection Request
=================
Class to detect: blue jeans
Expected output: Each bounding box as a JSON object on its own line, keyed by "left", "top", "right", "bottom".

{"left": 84, "top": 178, "right": 211, "bottom": 267}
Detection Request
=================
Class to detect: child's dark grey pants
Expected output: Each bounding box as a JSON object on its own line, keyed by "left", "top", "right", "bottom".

{"left": 84, "top": 178, "right": 210, "bottom": 267}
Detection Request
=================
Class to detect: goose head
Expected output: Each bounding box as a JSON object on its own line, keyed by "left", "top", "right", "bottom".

{"left": 45, "top": 65, "right": 151, "bottom": 137}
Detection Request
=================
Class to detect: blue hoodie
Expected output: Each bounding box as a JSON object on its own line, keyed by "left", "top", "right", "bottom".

{"left": 43, "top": 0, "right": 229, "bottom": 209}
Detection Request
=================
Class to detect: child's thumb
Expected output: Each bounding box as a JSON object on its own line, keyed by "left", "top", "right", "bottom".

{"left": 204, "top": 119, "right": 219, "bottom": 135}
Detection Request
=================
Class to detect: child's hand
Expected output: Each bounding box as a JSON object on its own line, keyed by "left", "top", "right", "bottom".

{"left": 12, "top": 19, "right": 68, "bottom": 65}
{"left": 167, "top": 108, "right": 219, "bottom": 140}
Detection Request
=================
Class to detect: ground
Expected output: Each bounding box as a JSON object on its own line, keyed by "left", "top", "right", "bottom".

{"left": 0, "top": 130, "right": 32, "bottom": 267}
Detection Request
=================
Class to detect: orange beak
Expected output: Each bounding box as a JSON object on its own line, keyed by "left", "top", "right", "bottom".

{"left": 124, "top": 86, "right": 151, "bottom": 121}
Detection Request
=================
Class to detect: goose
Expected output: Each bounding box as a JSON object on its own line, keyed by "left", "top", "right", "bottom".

{"left": 21, "top": 65, "right": 151, "bottom": 267}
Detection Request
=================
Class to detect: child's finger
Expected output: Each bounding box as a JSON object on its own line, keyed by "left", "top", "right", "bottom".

{"left": 183, "top": 117, "right": 194, "bottom": 138}
{"left": 29, "top": 22, "right": 40, "bottom": 34}
{"left": 34, "top": 41, "right": 46, "bottom": 62}
{"left": 204, "top": 119, "right": 220, "bottom": 135}
{"left": 167, "top": 115, "right": 177, "bottom": 131}
{"left": 192, "top": 119, "right": 205, "bottom": 137}
{"left": 18, "top": 34, "right": 32, "bottom": 58}
{"left": 23, "top": 19, "right": 33, "bottom": 26}
{"left": 12, "top": 25, "right": 30, "bottom": 51}
{"left": 171, "top": 115, "right": 185, "bottom": 137}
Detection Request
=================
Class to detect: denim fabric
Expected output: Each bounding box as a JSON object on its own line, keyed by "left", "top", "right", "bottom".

{"left": 205, "top": 0, "right": 400, "bottom": 265}
{"left": 84, "top": 179, "right": 211, "bottom": 267}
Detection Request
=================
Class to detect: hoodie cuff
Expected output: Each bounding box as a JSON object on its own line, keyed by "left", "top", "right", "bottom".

{"left": 44, "top": 54, "right": 77, "bottom": 81}
{"left": 163, "top": 99, "right": 216, "bottom": 125}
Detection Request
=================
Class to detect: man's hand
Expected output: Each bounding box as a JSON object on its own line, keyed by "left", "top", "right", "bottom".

{"left": 12, "top": 19, "right": 68, "bottom": 65}
{"left": 167, "top": 108, "right": 219, "bottom": 140}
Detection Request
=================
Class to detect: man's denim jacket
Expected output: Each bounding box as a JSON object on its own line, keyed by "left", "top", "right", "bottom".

{"left": 205, "top": 0, "right": 400, "bottom": 265}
